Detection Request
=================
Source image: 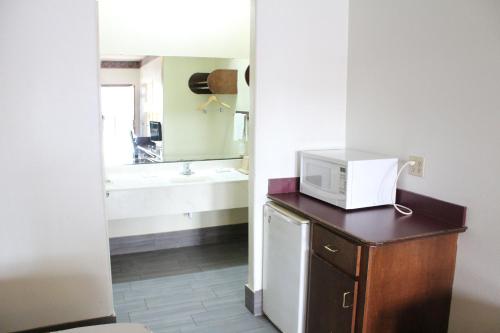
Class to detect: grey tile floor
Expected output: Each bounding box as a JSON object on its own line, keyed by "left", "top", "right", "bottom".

{"left": 111, "top": 242, "right": 280, "bottom": 333}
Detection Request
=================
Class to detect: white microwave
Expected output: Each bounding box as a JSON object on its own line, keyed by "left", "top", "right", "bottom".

{"left": 300, "top": 149, "right": 398, "bottom": 210}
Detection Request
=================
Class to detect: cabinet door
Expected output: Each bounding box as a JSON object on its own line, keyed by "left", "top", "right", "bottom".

{"left": 307, "top": 254, "right": 357, "bottom": 333}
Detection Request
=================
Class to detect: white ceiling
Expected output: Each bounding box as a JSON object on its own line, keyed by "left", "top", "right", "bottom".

{"left": 98, "top": 0, "right": 250, "bottom": 59}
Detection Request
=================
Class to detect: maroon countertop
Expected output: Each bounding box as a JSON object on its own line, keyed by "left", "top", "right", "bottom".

{"left": 268, "top": 191, "right": 467, "bottom": 246}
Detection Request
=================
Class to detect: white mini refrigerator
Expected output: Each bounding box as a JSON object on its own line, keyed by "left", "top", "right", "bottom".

{"left": 263, "top": 202, "right": 310, "bottom": 333}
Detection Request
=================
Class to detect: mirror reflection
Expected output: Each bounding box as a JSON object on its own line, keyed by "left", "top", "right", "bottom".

{"left": 100, "top": 56, "right": 249, "bottom": 165}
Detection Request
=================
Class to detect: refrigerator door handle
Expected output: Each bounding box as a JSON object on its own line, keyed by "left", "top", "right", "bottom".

{"left": 265, "top": 203, "right": 309, "bottom": 225}
{"left": 268, "top": 212, "right": 299, "bottom": 225}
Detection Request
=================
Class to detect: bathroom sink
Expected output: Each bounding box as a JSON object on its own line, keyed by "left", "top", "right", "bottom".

{"left": 170, "top": 175, "right": 211, "bottom": 183}
{"left": 105, "top": 168, "right": 248, "bottom": 219}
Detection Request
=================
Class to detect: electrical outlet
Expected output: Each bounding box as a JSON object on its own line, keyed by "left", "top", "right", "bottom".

{"left": 409, "top": 156, "right": 425, "bottom": 177}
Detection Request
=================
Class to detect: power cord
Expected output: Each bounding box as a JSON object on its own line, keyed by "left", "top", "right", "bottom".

{"left": 393, "top": 160, "right": 416, "bottom": 216}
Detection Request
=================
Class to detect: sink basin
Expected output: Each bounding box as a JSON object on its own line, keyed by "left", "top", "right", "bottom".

{"left": 170, "top": 175, "right": 211, "bottom": 183}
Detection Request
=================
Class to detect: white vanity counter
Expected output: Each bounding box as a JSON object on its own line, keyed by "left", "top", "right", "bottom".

{"left": 106, "top": 167, "right": 247, "bottom": 192}
{"left": 104, "top": 159, "right": 248, "bottom": 221}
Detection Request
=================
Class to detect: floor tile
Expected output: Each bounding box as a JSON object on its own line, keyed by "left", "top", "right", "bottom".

{"left": 111, "top": 241, "right": 280, "bottom": 333}
{"left": 190, "top": 303, "right": 249, "bottom": 325}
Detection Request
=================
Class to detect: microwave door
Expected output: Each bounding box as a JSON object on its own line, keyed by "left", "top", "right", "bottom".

{"left": 303, "top": 158, "right": 344, "bottom": 201}
{"left": 304, "top": 161, "right": 332, "bottom": 190}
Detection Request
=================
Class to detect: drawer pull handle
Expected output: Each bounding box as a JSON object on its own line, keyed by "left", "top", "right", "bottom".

{"left": 342, "top": 291, "right": 353, "bottom": 309}
{"left": 323, "top": 244, "right": 339, "bottom": 254}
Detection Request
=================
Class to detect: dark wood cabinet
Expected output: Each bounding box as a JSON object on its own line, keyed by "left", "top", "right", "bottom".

{"left": 306, "top": 222, "right": 460, "bottom": 333}
{"left": 267, "top": 187, "right": 466, "bottom": 333}
{"left": 307, "top": 254, "right": 357, "bottom": 333}
{"left": 311, "top": 224, "right": 361, "bottom": 277}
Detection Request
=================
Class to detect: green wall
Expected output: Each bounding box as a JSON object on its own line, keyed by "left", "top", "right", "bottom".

{"left": 162, "top": 56, "right": 249, "bottom": 161}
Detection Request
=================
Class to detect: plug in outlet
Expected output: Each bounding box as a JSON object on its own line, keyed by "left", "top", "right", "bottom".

{"left": 408, "top": 156, "right": 425, "bottom": 177}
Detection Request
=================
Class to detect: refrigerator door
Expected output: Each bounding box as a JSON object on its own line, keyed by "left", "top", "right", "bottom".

{"left": 263, "top": 202, "right": 310, "bottom": 333}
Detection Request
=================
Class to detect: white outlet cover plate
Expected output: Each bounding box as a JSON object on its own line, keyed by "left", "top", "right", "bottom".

{"left": 409, "top": 156, "right": 425, "bottom": 177}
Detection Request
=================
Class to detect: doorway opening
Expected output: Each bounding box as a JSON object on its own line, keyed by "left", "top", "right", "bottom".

{"left": 101, "top": 85, "right": 135, "bottom": 166}
{"left": 97, "top": 0, "right": 263, "bottom": 330}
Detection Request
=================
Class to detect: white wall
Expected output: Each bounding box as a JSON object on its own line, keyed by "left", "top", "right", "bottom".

{"left": 0, "top": 1, "right": 114, "bottom": 331}
{"left": 229, "top": 58, "right": 251, "bottom": 113}
{"left": 248, "top": 0, "right": 348, "bottom": 294}
{"left": 98, "top": 0, "right": 250, "bottom": 59}
{"left": 139, "top": 57, "right": 164, "bottom": 135}
{"left": 100, "top": 68, "right": 141, "bottom": 132}
{"left": 109, "top": 208, "right": 248, "bottom": 238}
{"left": 346, "top": 0, "right": 500, "bottom": 331}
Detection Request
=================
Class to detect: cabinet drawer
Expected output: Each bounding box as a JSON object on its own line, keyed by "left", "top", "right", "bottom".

{"left": 312, "top": 223, "right": 361, "bottom": 277}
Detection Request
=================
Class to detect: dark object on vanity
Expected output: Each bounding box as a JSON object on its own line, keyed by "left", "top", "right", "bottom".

{"left": 134, "top": 136, "right": 156, "bottom": 149}
{"left": 267, "top": 178, "right": 467, "bottom": 333}
{"left": 131, "top": 135, "right": 158, "bottom": 164}
{"left": 188, "top": 69, "right": 238, "bottom": 94}
{"left": 149, "top": 121, "right": 162, "bottom": 141}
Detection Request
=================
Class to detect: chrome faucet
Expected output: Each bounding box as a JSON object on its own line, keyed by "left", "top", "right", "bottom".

{"left": 181, "top": 162, "right": 194, "bottom": 175}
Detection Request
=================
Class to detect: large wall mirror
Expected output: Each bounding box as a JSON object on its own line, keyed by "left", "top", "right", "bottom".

{"left": 98, "top": 0, "right": 250, "bottom": 166}
{"left": 100, "top": 56, "right": 249, "bottom": 165}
